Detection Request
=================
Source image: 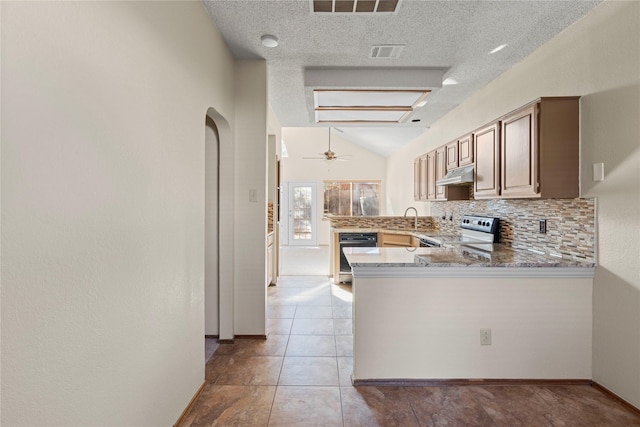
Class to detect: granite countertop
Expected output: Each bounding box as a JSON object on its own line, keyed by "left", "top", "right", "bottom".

{"left": 343, "top": 244, "right": 595, "bottom": 269}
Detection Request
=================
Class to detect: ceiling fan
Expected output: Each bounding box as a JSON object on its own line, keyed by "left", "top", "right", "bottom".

{"left": 303, "top": 128, "right": 352, "bottom": 162}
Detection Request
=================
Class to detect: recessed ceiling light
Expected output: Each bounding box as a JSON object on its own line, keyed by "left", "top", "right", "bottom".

{"left": 442, "top": 78, "right": 458, "bottom": 86}
{"left": 261, "top": 35, "right": 278, "bottom": 48}
{"left": 489, "top": 44, "right": 508, "bottom": 54}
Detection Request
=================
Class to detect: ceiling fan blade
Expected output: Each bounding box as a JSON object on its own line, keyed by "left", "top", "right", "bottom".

{"left": 303, "top": 157, "right": 326, "bottom": 160}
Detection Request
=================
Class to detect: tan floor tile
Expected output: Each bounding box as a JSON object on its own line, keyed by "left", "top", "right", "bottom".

{"left": 276, "top": 276, "right": 332, "bottom": 288}
{"left": 291, "top": 318, "right": 334, "bottom": 335}
{"left": 332, "top": 305, "right": 352, "bottom": 319}
{"left": 267, "top": 318, "right": 293, "bottom": 335}
{"left": 341, "top": 386, "right": 420, "bottom": 427}
{"left": 533, "top": 385, "right": 640, "bottom": 427}
{"left": 335, "top": 335, "right": 353, "bottom": 357}
{"left": 286, "top": 335, "right": 336, "bottom": 357}
{"left": 297, "top": 295, "right": 333, "bottom": 306}
{"left": 337, "top": 357, "right": 353, "bottom": 386}
{"left": 215, "top": 335, "right": 289, "bottom": 357}
{"left": 333, "top": 318, "right": 353, "bottom": 335}
{"left": 268, "top": 305, "right": 296, "bottom": 319}
{"left": 181, "top": 384, "right": 275, "bottom": 427}
{"left": 468, "top": 385, "right": 556, "bottom": 426}
{"left": 278, "top": 357, "right": 339, "bottom": 386}
{"left": 268, "top": 386, "right": 342, "bottom": 427}
{"left": 404, "top": 386, "right": 494, "bottom": 426}
{"left": 294, "top": 305, "right": 333, "bottom": 319}
{"left": 205, "top": 355, "right": 283, "bottom": 386}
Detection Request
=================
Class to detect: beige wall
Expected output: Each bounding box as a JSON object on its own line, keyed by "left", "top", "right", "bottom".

{"left": 281, "top": 127, "right": 387, "bottom": 245}
{"left": 233, "top": 60, "right": 269, "bottom": 335}
{"left": 387, "top": 1, "right": 640, "bottom": 408}
{"left": 1, "top": 1, "right": 269, "bottom": 425}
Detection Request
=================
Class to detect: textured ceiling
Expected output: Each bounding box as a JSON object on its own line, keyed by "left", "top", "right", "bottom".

{"left": 202, "top": 0, "right": 601, "bottom": 157}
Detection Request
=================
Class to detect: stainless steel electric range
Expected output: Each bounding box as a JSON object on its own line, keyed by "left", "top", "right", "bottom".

{"left": 419, "top": 215, "right": 500, "bottom": 250}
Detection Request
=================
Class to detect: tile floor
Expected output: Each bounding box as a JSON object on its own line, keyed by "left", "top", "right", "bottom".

{"left": 181, "top": 272, "right": 640, "bottom": 426}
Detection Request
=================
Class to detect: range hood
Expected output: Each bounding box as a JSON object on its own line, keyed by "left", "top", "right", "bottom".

{"left": 436, "top": 164, "right": 474, "bottom": 186}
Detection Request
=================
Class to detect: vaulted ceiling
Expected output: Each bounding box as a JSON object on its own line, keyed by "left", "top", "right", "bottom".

{"left": 203, "top": 0, "right": 601, "bottom": 157}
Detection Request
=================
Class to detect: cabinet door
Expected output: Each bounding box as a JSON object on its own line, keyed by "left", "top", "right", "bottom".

{"left": 445, "top": 141, "right": 459, "bottom": 171}
{"left": 458, "top": 133, "right": 474, "bottom": 166}
{"left": 501, "top": 104, "right": 538, "bottom": 198}
{"left": 435, "top": 147, "right": 447, "bottom": 200}
{"left": 413, "top": 158, "right": 420, "bottom": 201}
{"left": 419, "top": 155, "right": 428, "bottom": 200}
{"left": 380, "top": 233, "right": 413, "bottom": 247}
{"left": 473, "top": 122, "right": 500, "bottom": 198}
{"left": 426, "top": 151, "right": 437, "bottom": 200}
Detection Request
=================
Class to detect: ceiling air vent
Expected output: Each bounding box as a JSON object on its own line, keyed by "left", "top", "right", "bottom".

{"left": 313, "top": 0, "right": 400, "bottom": 13}
{"left": 370, "top": 44, "right": 404, "bottom": 59}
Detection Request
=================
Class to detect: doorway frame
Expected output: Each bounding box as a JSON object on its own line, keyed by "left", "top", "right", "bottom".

{"left": 287, "top": 181, "right": 318, "bottom": 246}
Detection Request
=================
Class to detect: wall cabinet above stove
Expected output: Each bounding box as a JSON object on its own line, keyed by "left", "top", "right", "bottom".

{"left": 445, "top": 134, "right": 473, "bottom": 172}
{"left": 414, "top": 96, "right": 579, "bottom": 201}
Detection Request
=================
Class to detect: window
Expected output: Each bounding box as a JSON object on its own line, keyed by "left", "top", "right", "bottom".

{"left": 323, "top": 180, "right": 380, "bottom": 216}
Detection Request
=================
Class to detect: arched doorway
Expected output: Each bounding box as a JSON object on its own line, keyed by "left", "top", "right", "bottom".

{"left": 204, "top": 114, "right": 220, "bottom": 336}
{"left": 204, "top": 108, "right": 234, "bottom": 342}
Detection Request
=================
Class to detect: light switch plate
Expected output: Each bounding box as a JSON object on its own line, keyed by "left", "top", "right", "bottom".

{"left": 593, "top": 163, "right": 604, "bottom": 182}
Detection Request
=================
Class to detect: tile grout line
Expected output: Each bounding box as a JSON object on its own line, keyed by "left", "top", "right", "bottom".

{"left": 266, "top": 295, "right": 295, "bottom": 426}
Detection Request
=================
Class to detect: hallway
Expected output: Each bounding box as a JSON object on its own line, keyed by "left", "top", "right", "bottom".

{"left": 180, "top": 249, "right": 640, "bottom": 426}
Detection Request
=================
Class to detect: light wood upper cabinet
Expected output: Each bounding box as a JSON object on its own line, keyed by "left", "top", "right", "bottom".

{"left": 435, "top": 147, "right": 447, "bottom": 200}
{"left": 474, "top": 122, "right": 501, "bottom": 199}
{"left": 426, "top": 151, "right": 436, "bottom": 200}
{"left": 445, "top": 141, "right": 459, "bottom": 171}
{"left": 413, "top": 158, "right": 420, "bottom": 201}
{"left": 446, "top": 134, "right": 472, "bottom": 170}
{"left": 419, "top": 155, "right": 428, "bottom": 200}
{"left": 458, "top": 133, "right": 474, "bottom": 166}
{"left": 501, "top": 104, "right": 537, "bottom": 197}
{"left": 500, "top": 97, "right": 579, "bottom": 199}
{"left": 416, "top": 97, "right": 579, "bottom": 201}
{"left": 411, "top": 147, "right": 469, "bottom": 201}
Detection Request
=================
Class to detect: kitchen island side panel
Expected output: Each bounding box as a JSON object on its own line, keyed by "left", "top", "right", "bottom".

{"left": 352, "top": 275, "right": 592, "bottom": 381}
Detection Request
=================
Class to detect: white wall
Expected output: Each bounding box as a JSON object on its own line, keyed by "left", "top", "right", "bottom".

{"left": 1, "top": 1, "right": 246, "bottom": 425}
{"left": 386, "top": 1, "right": 640, "bottom": 408}
{"left": 353, "top": 275, "right": 592, "bottom": 381}
{"left": 281, "top": 127, "right": 387, "bottom": 245}
{"left": 233, "top": 61, "right": 268, "bottom": 335}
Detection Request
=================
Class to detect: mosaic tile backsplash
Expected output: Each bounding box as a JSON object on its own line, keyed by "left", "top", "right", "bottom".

{"left": 430, "top": 198, "right": 595, "bottom": 262}
{"left": 328, "top": 199, "right": 594, "bottom": 262}
{"left": 328, "top": 216, "right": 435, "bottom": 232}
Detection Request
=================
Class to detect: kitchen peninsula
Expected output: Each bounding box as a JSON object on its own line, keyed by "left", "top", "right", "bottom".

{"left": 344, "top": 245, "right": 595, "bottom": 384}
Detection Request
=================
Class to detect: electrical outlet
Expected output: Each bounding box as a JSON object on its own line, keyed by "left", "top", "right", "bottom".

{"left": 539, "top": 219, "right": 547, "bottom": 234}
{"left": 480, "top": 328, "right": 492, "bottom": 346}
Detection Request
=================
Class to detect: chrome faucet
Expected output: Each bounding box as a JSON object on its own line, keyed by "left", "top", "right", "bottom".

{"left": 404, "top": 206, "right": 418, "bottom": 231}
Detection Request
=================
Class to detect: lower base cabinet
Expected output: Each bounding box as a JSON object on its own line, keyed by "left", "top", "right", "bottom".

{"left": 378, "top": 233, "right": 416, "bottom": 248}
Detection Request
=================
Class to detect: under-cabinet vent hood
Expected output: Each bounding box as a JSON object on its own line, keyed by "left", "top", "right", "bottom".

{"left": 436, "top": 164, "right": 474, "bottom": 186}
